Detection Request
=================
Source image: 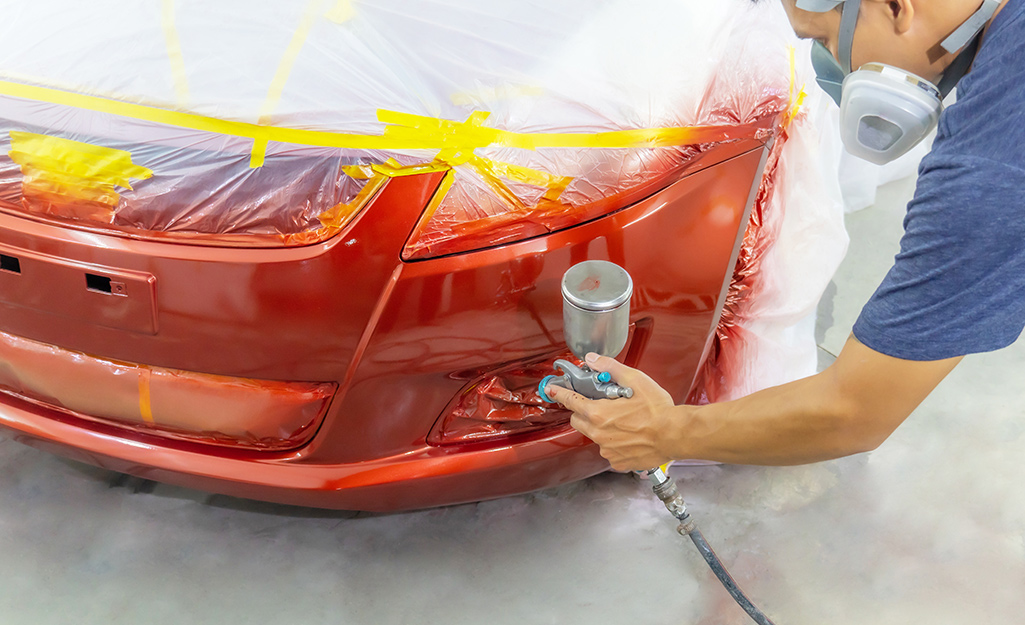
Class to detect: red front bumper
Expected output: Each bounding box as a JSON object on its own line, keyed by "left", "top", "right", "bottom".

{"left": 0, "top": 141, "right": 768, "bottom": 511}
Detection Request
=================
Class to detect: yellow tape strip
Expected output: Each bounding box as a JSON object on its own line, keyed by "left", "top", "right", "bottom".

{"left": 161, "top": 0, "right": 190, "bottom": 109}
{"left": 377, "top": 109, "right": 721, "bottom": 150}
{"left": 252, "top": 0, "right": 327, "bottom": 167}
{"left": 138, "top": 368, "right": 154, "bottom": 424}
{"left": 0, "top": 81, "right": 758, "bottom": 154}
{"left": 325, "top": 0, "right": 355, "bottom": 24}
{"left": 342, "top": 159, "right": 451, "bottom": 180}
{"left": 411, "top": 168, "right": 457, "bottom": 235}
{"left": 473, "top": 156, "right": 572, "bottom": 201}
{"left": 349, "top": 150, "right": 570, "bottom": 204}
{"left": 8, "top": 131, "right": 153, "bottom": 207}
{"left": 317, "top": 174, "right": 386, "bottom": 229}
{"left": 9, "top": 131, "right": 152, "bottom": 187}
{"left": 784, "top": 46, "right": 807, "bottom": 130}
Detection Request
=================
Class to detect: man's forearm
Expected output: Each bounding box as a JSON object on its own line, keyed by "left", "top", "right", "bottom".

{"left": 560, "top": 338, "right": 960, "bottom": 472}
{"left": 666, "top": 367, "right": 874, "bottom": 466}
{"left": 662, "top": 338, "right": 963, "bottom": 466}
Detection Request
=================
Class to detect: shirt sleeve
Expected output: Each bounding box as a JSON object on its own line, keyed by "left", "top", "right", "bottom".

{"left": 852, "top": 154, "right": 1025, "bottom": 361}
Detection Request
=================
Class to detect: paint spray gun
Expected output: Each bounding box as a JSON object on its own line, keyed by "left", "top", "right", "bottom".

{"left": 539, "top": 261, "right": 776, "bottom": 625}
{"left": 537, "top": 260, "right": 635, "bottom": 405}
{"left": 536, "top": 262, "right": 691, "bottom": 524}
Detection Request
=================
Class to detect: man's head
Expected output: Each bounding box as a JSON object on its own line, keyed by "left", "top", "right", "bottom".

{"left": 781, "top": 0, "right": 1001, "bottom": 83}
{"left": 777, "top": 0, "right": 1003, "bottom": 164}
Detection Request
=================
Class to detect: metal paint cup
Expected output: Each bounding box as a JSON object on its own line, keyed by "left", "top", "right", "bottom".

{"left": 561, "top": 260, "right": 632, "bottom": 360}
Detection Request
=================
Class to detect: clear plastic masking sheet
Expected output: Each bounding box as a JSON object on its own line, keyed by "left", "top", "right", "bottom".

{"left": 0, "top": 0, "right": 796, "bottom": 248}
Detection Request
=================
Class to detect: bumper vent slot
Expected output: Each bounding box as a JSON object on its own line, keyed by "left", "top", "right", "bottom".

{"left": 0, "top": 254, "right": 20, "bottom": 274}
{"left": 85, "top": 272, "right": 112, "bottom": 294}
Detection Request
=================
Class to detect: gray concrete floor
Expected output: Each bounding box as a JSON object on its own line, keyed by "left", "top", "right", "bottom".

{"left": 3, "top": 176, "right": 1025, "bottom": 624}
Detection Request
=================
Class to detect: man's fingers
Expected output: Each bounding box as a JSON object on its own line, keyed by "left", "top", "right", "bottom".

{"left": 569, "top": 412, "right": 598, "bottom": 441}
{"left": 545, "top": 384, "right": 596, "bottom": 418}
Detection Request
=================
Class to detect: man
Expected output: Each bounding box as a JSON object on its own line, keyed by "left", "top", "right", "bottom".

{"left": 545, "top": 0, "right": 1022, "bottom": 470}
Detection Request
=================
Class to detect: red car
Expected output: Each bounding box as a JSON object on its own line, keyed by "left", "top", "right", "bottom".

{"left": 0, "top": 2, "right": 816, "bottom": 510}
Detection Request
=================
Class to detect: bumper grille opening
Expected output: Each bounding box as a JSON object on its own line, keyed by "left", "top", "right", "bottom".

{"left": 0, "top": 253, "right": 20, "bottom": 274}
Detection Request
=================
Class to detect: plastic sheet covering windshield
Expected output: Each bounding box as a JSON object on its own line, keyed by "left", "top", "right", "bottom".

{"left": 0, "top": 0, "right": 792, "bottom": 250}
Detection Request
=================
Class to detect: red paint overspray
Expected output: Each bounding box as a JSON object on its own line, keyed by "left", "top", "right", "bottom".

{"left": 688, "top": 116, "right": 796, "bottom": 405}
{"left": 427, "top": 352, "right": 579, "bottom": 446}
{"left": 577, "top": 276, "right": 601, "bottom": 293}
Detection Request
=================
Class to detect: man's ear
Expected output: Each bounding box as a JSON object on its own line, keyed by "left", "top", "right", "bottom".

{"left": 887, "top": 0, "right": 916, "bottom": 34}
{"left": 862, "top": 0, "right": 916, "bottom": 34}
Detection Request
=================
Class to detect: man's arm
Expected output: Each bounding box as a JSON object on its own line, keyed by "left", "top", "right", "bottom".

{"left": 546, "top": 337, "right": 962, "bottom": 470}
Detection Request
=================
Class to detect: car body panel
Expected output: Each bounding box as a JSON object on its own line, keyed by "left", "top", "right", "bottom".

{"left": 0, "top": 140, "right": 769, "bottom": 510}
{"left": 0, "top": 0, "right": 826, "bottom": 511}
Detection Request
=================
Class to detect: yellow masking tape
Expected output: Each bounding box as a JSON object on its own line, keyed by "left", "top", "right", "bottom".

{"left": 344, "top": 151, "right": 571, "bottom": 212}
{"left": 139, "top": 368, "right": 154, "bottom": 424}
{"left": 433, "top": 148, "right": 474, "bottom": 168}
{"left": 784, "top": 46, "right": 807, "bottom": 130}
{"left": 317, "top": 174, "right": 386, "bottom": 229}
{"left": 0, "top": 79, "right": 748, "bottom": 153}
{"left": 413, "top": 168, "right": 457, "bottom": 232}
{"left": 9, "top": 132, "right": 152, "bottom": 187}
{"left": 474, "top": 156, "right": 573, "bottom": 201}
{"left": 343, "top": 159, "right": 450, "bottom": 179}
{"left": 376, "top": 109, "right": 727, "bottom": 150}
{"left": 18, "top": 171, "right": 118, "bottom": 206}
{"left": 253, "top": 0, "right": 328, "bottom": 167}
{"left": 326, "top": 0, "right": 355, "bottom": 24}
{"left": 341, "top": 164, "right": 375, "bottom": 179}
{"left": 8, "top": 131, "right": 153, "bottom": 207}
{"left": 249, "top": 139, "right": 269, "bottom": 169}
{"left": 161, "top": 0, "right": 190, "bottom": 108}
{"left": 342, "top": 151, "right": 569, "bottom": 214}
{"left": 468, "top": 157, "right": 526, "bottom": 210}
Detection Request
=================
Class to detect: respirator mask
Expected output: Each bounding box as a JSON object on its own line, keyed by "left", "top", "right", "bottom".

{"left": 797, "top": 0, "right": 1000, "bottom": 165}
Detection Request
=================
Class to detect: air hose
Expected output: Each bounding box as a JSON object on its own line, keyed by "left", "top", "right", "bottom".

{"left": 647, "top": 467, "right": 777, "bottom": 625}
{"left": 540, "top": 261, "right": 777, "bottom": 623}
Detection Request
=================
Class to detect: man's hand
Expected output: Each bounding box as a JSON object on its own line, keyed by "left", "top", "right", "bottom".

{"left": 552, "top": 337, "right": 964, "bottom": 468}
{"left": 545, "top": 353, "right": 677, "bottom": 471}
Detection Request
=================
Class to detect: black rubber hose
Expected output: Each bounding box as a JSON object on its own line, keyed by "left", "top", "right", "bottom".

{"left": 687, "top": 526, "right": 777, "bottom": 625}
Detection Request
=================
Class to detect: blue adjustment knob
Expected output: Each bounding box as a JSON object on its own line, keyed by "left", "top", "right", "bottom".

{"left": 538, "top": 376, "right": 558, "bottom": 403}
{"left": 597, "top": 371, "right": 612, "bottom": 383}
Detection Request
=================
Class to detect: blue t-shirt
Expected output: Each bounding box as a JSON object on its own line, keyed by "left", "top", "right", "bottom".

{"left": 852, "top": 2, "right": 1025, "bottom": 361}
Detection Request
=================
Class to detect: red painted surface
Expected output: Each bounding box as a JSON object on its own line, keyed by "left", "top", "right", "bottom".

{"left": 689, "top": 121, "right": 794, "bottom": 406}
{"left": 0, "top": 329, "right": 336, "bottom": 450}
{"left": 0, "top": 136, "right": 772, "bottom": 511}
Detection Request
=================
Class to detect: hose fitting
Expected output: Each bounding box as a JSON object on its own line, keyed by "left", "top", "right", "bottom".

{"left": 646, "top": 466, "right": 776, "bottom": 625}
{"left": 646, "top": 467, "right": 692, "bottom": 531}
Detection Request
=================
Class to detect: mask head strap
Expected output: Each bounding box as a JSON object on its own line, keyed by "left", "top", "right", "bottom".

{"left": 937, "top": 32, "right": 982, "bottom": 97}
{"left": 837, "top": 0, "right": 862, "bottom": 74}
{"left": 941, "top": 0, "right": 1001, "bottom": 53}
